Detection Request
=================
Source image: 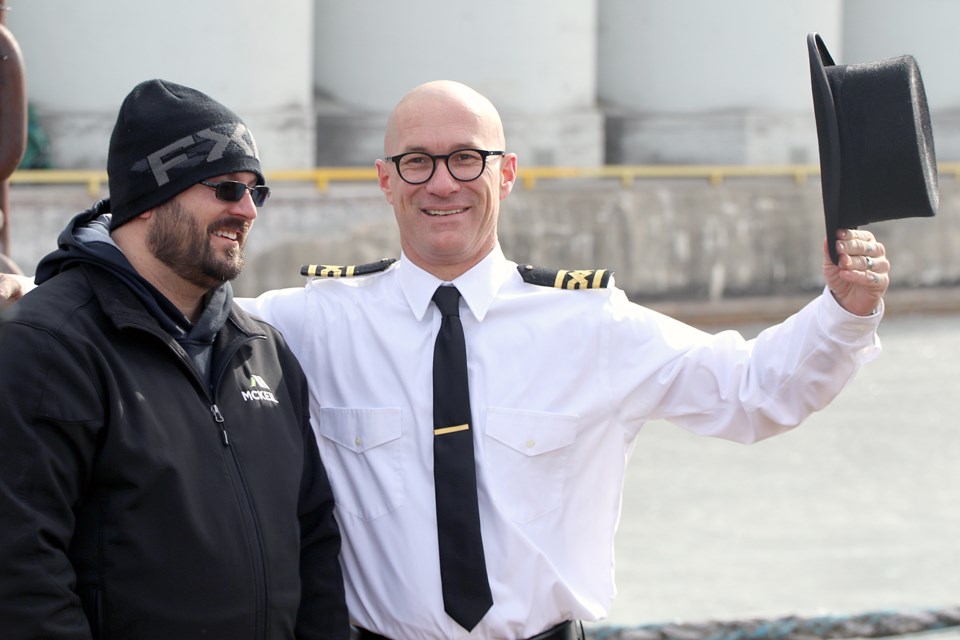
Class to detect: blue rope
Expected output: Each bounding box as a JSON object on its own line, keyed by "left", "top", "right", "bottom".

{"left": 586, "top": 606, "right": 960, "bottom": 639}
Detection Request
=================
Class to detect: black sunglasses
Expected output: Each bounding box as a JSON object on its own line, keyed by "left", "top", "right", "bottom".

{"left": 200, "top": 180, "right": 271, "bottom": 207}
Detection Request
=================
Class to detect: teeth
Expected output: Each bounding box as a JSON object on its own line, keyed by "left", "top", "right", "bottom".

{"left": 424, "top": 208, "right": 465, "bottom": 216}
{"left": 214, "top": 230, "right": 239, "bottom": 240}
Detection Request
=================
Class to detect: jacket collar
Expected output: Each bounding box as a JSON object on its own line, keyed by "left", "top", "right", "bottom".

{"left": 81, "top": 264, "right": 264, "bottom": 339}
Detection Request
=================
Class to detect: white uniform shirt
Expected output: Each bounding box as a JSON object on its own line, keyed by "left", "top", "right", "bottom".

{"left": 240, "top": 245, "right": 881, "bottom": 639}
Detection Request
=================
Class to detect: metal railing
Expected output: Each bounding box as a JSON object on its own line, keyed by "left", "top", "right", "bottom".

{"left": 10, "top": 163, "right": 960, "bottom": 196}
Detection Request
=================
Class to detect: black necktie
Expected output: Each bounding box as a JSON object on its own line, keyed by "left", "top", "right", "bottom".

{"left": 431, "top": 285, "right": 493, "bottom": 630}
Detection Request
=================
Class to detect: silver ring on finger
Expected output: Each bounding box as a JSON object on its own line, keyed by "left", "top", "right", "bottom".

{"left": 864, "top": 256, "right": 874, "bottom": 271}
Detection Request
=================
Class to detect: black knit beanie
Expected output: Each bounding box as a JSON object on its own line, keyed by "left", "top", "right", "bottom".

{"left": 107, "top": 79, "right": 265, "bottom": 230}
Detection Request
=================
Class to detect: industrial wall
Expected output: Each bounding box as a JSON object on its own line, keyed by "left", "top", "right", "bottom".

{"left": 9, "top": 176, "right": 958, "bottom": 304}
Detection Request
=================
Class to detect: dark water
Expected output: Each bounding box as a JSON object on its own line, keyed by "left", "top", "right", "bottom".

{"left": 593, "top": 312, "right": 959, "bottom": 628}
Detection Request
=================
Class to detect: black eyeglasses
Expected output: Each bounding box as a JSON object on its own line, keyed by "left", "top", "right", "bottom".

{"left": 200, "top": 180, "right": 271, "bottom": 207}
{"left": 383, "top": 148, "right": 505, "bottom": 185}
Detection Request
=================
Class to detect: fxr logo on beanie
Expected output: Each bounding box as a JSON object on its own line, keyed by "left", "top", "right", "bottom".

{"left": 138, "top": 122, "right": 259, "bottom": 187}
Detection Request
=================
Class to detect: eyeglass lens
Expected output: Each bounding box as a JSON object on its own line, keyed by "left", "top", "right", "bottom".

{"left": 396, "top": 149, "right": 489, "bottom": 184}
{"left": 206, "top": 181, "right": 271, "bottom": 207}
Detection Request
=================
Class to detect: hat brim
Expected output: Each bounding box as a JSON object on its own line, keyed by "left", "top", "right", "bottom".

{"left": 808, "top": 33, "right": 844, "bottom": 264}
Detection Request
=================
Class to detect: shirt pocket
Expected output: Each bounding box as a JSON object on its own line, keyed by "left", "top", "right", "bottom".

{"left": 483, "top": 408, "right": 579, "bottom": 523}
{"left": 317, "top": 407, "right": 404, "bottom": 520}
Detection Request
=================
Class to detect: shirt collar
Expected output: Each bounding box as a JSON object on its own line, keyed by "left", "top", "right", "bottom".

{"left": 399, "top": 244, "right": 515, "bottom": 322}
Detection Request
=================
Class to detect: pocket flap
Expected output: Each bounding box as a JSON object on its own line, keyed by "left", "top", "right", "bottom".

{"left": 485, "top": 408, "right": 578, "bottom": 457}
{"left": 318, "top": 407, "right": 402, "bottom": 453}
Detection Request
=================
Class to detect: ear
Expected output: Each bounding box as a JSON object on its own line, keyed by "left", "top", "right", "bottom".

{"left": 499, "top": 153, "right": 517, "bottom": 201}
{"left": 376, "top": 159, "right": 395, "bottom": 205}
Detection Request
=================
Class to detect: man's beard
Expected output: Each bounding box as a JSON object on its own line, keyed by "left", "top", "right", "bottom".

{"left": 147, "top": 199, "right": 247, "bottom": 289}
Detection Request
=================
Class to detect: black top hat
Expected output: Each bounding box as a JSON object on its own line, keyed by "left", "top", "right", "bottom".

{"left": 808, "top": 33, "right": 938, "bottom": 264}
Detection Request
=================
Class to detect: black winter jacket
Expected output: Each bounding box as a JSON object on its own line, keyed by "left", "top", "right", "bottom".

{"left": 0, "top": 239, "right": 348, "bottom": 638}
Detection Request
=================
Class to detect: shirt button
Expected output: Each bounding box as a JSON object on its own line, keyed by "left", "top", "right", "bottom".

{"left": 355, "top": 436, "right": 363, "bottom": 447}
{"left": 526, "top": 439, "right": 536, "bottom": 448}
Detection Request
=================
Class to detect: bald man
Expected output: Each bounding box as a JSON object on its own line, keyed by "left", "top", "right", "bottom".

{"left": 240, "top": 80, "right": 889, "bottom": 639}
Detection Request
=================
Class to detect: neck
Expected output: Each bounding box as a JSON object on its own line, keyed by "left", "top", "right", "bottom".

{"left": 141, "top": 270, "right": 209, "bottom": 324}
{"left": 403, "top": 244, "right": 496, "bottom": 283}
{"left": 420, "top": 263, "right": 473, "bottom": 283}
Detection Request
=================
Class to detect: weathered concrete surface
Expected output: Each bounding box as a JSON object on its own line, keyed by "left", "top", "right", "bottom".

{"left": 7, "top": 176, "right": 960, "bottom": 307}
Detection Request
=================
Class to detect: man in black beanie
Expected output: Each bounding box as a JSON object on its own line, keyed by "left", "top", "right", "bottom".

{"left": 0, "top": 80, "right": 349, "bottom": 639}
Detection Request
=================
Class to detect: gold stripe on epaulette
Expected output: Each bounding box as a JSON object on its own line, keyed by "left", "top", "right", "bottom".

{"left": 555, "top": 269, "right": 608, "bottom": 289}
{"left": 591, "top": 269, "right": 607, "bottom": 288}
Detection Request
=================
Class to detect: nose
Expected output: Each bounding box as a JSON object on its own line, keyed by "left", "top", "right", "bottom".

{"left": 424, "top": 158, "right": 461, "bottom": 196}
{"left": 228, "top": 190, "right": 259, "bottom": 221}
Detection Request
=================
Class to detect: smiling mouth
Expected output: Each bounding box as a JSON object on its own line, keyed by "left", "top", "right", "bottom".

{"left": 212, "top": 228, "right": 242, "bottom": 243}
{"left": 423, "top": 208, "right": 466, "bottom": 217}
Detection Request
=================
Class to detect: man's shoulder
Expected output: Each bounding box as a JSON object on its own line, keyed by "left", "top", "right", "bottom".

{"left": 241, "top": 258, "right": 400, "bottom": 332}
{"left": 3, "top": 268, "right": 97, "bottom": 329}
{"left": 250, "top": 255, "right": 395, "bottom": 300}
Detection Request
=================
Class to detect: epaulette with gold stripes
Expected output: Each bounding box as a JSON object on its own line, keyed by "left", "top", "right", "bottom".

{"left": 300, "top": 258, "right": 397, "bottom": 278}
{"left": 517, "top": 264, "right": 612, "bottom": 289}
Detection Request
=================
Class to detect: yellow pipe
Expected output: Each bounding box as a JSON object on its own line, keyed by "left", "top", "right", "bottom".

{"left": 9, "top": 163, "right": 960, "bottom": 196}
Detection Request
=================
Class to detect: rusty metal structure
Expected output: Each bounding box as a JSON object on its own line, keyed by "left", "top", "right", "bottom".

{"left": 0, "top": 0, "right": 26, "bottom": 264}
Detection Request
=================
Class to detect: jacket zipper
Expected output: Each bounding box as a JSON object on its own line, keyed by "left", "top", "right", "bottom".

{"left": 208, "top": 336, "right": 270, "bottom": 639}
{"left": 210, "top": 404, "right": 229, "bottom": 446}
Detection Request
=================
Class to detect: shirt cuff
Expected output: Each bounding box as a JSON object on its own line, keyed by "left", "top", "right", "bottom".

{"left": 817, "top": 284, "right": 884, "bottom": 346}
